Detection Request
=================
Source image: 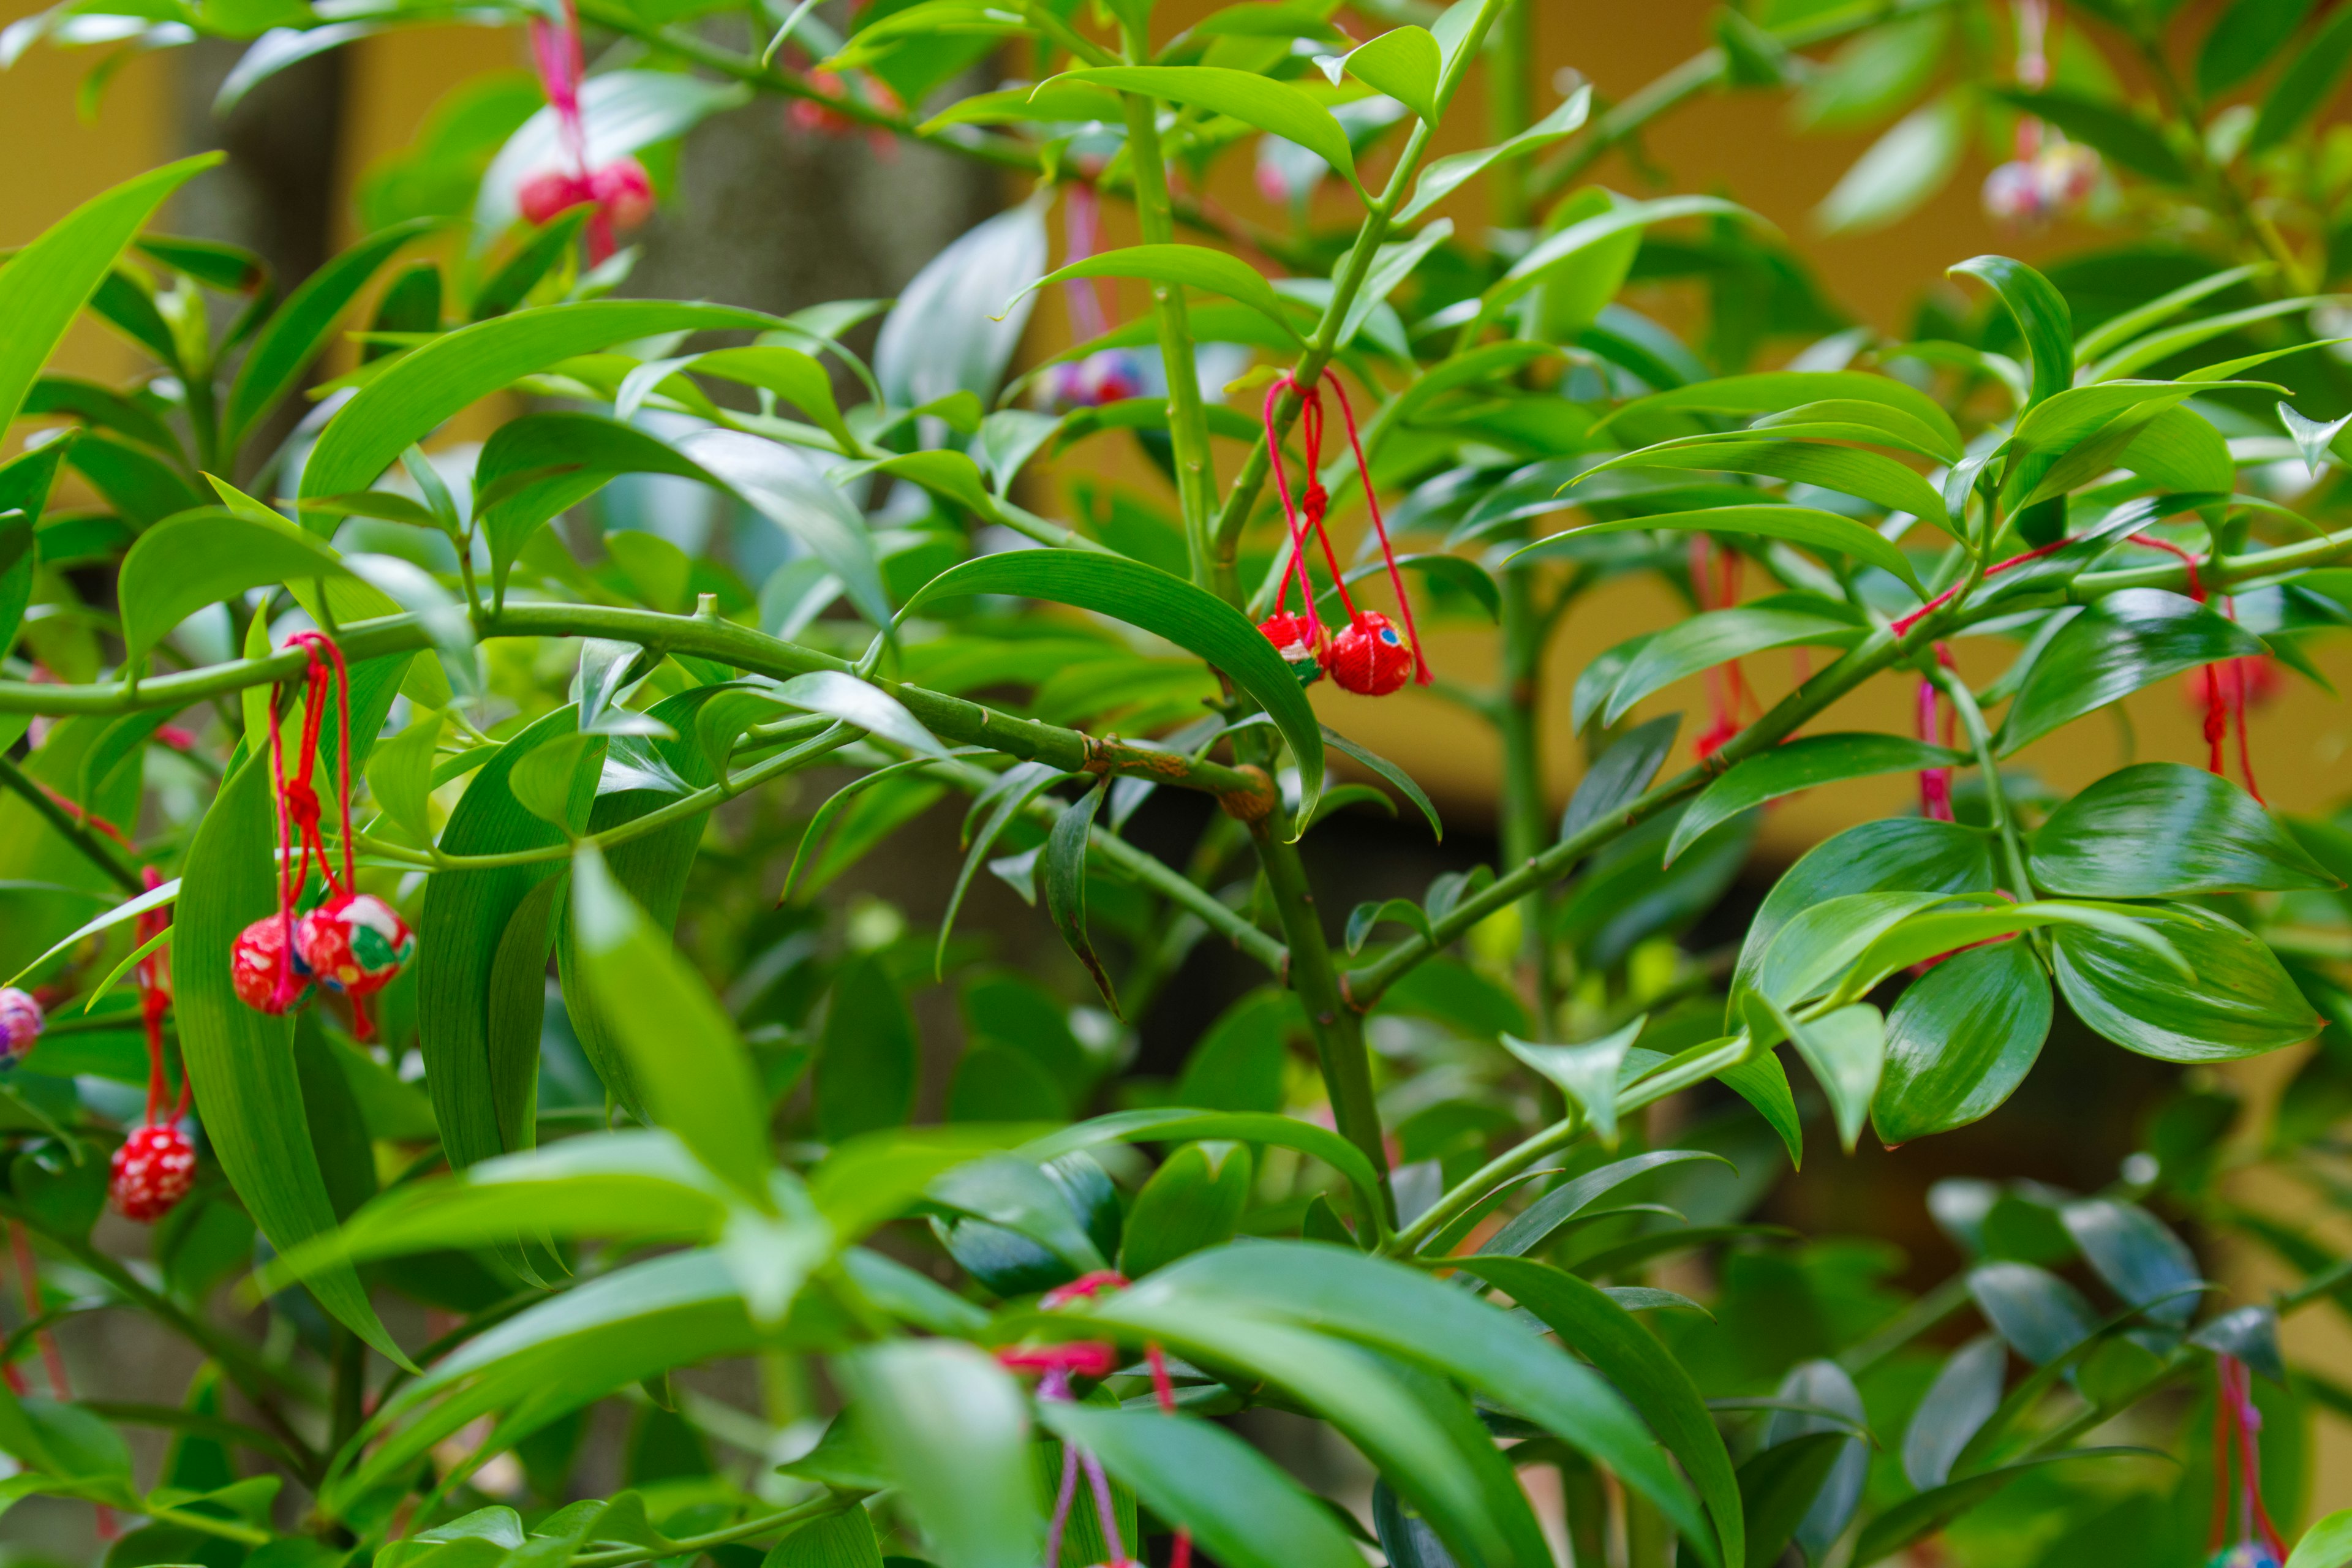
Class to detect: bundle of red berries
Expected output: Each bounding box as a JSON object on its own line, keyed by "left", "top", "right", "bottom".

{"left": 231, "top": 633, "right": 414, "bottom": 1041}
{"left": 1253, "top": 374, "right": 1429, "bottom": 698}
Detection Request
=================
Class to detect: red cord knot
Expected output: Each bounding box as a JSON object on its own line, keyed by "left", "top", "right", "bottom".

{"left": 996, "top": 1342, "right": 1121, "bottom": 1379}
{"left": 1041, "top": 1270, "right": 1130, "bottom": 1309}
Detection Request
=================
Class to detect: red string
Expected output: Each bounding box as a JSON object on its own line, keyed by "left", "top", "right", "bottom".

{"left": 133, "top": 866, "right": 178, "bottom": 1126}
{"left": 2210, "top": 1356, "right": 2286, "bottom": 1558}
{"left": 1262, "top": 380, "right": 1335, "bottom": 644}
{"left": 2122, "top": 538, "right": 2266, "bottom": 801}
{"left": 1889, "top": 537, "right": 2071, "bottom": 639}
{"left": 1146, "top": 1344, "right": 1194, "bottom": 1568}
{"left": 1692, "top": 538, "right": 1753, "bottom": 758}
{"left": 1322, "top": 375, "right": 1430, "bottom": 685}
{"left": 264, "top": 633, "right": 356, "bottom": 1011}
{"left": 1916, "top": 644, "right": 1957, "bottom": 823}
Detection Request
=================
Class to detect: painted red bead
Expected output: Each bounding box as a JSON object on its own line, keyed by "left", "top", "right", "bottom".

{"left": 1327, "top": 611, "right": 1413, "bottom": 696}
{"left": 1257, "top": 609, "right": 1325, "bottom": 687}
{"left": 231, "top": 916, "right": 313, "bottom": 1014}
{"left": 110, "top": 1124, "right": 195, "bottom": 1223}
{"left": 296, "top": 893, "right": 415, "bottom": 1000}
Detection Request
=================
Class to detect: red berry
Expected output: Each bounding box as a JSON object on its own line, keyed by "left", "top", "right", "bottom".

{"left": 296, "top": 893, "right": 415, "bottom": 1000}
{"left": 1327, "top": 611, "right": 1413, "bottom": 696}
{"left": 231, "top": 916, "right": 313, "bottom": 1014}
{"left": 0, "top": 986, "right": 43, "bottom": 1063}
{"left": 111, "top": 1125, "right": 195, "bottom": 1223}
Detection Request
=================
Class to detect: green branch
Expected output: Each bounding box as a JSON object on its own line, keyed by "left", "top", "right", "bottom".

{"left": 0, "top": 755, "right": 145, "bottom": 894}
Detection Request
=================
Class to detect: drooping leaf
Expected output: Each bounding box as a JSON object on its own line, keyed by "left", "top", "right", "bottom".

{"left": 1502, "top": 1018, "right": 1644, "bottom": 1146}
{"left": 1999, "top": 589, "right": 2267, "bottom": 753}
{"left": 1008, "top": 243, "right": 1305, "bottom": 344}
{"left": 835, "top": 1342, "right": 1039, "bottom": 1568}
{"left": 1560, "top": 714, "right": 1679, "bottom": 839}
{"left": 116, "top": 510, "right": 352, "bottom": 660}
{"left": 2051, "top": 903, "right": 2320, "bottom": 1062}
{"left": 1903, "top": 1334, "right": 2008, "bottom": 1490}
{"left": 2029, "top": 761, "right": 2337, "bottom": 897}
{"left": 1050, "top": 68, "right": 1359, "bottom": 188}
{"left": 300, "top": 301, "right": 780, "bottom": 507}
{"left": 1951, "top": 254, "right": 2074, "bottom": 408}
{"left": 1872, "top": 940, "right": 2052, "bottom": 1144}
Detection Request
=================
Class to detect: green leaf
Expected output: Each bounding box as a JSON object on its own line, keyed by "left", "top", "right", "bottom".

{"left": 418, "top": 706, "right": 589, "bottom": 1170}
{"left": 1815, "top": 94, "right": 1966, "bottom": 235}
{"left": 1117, "top": 1142, "right": 1251, "bottom": 1277}
{"left": 905, "top": 551, "right": 1324, "bottom": 824}
{"left": 680, "top": 429, "right": 894, "bottom": 631}
{"left": 224, "top": 218, "right": 436, "bottom": 453}
{"left": 1604, "top": 603, "right": 1863, "bottom": 726}
{"left": 2028, "top": 761, "right": 2337, "bottom": 897}
{"left": 1601, "top": 369, "right": 1962, "bottom": 456}
{"left": 1008, "top": 243, "right": 1305, "bottom": 344}
{"left": 1490, "top": 195, "right": 1754, "bottom": 313}
{"left": 173, "top": 751, "right": 409, "bottom": 1366}
{"left": 2252, "top": 3, "right": 2352, "bottom": 149}
{"left": 571, "top": 845, "right": 773, "bottom": 1203}
{"left": 1583, "top": 439, "right": 1948, "bottom": 527}
{"left": 1518, "top": 507, "right": 1926, "bottom": 595}
{"left": 2051, "top": 904, "right": 2321, "bottom": 1062}
{"left": 769, "top": 673, "right": 944, "bottom": 755}
{"left": 835, "top": 1341, "right": 1038, "bottom": 1568}
{"left": 685, "top": 344, "right": 861, "bottom": 453}
{"left": 0, "top": 156, "right": 219, "bottom": 433}
{"left": 1324, "top": 726, "right": 1441, "bottom": 840}
{"left": 1779, "top": 1001, "right": 1885, "bottom": 1152}
{"left": 817, "top": 954, "right": 918, "bottom": 1142}
{"left": 1828, "top": 902, "right": 2180, "bottom": 1005}
{"left": 1902, "top": 1334, "right": 2007, "bottom": 1488}
{"left": 1038, "top": 1402, "right": 1364, "bottom": 1568}
{"left": 1461, "top": 1256, "right": 1746, "bottom": 1568}
{"left": 1671, "top": 734, "right": 1961, "bottom": 865}
{"left": 300, "top": 301, "right": 780, "bottom": 507}
{"left": 472, "top": 412, "right": 722, "bottom": 609}
{"left": 1020, "top": 1110, "right": 1387, "bottom": 1238}
{"left": 768, "top": 1509, "right": 884, "bottom": 1568}
{"left": 1985, "top": 89, "right": 2187, "bottom": 183}
{"left": 1476, "top": 1149, "right": 1729, "bottom": 1261}
{"left": 2062, "top": 1196, "right": 2201, "bottom": 1328}
{"left": 1735, "top": 1432, "right": 1846, "bottom": 1567}
{"left": 1045, "top": 780, "right": 1118, "bottom": 1016}
{"left": 2201, "top": 0, "right": 2313, "bottom": 94}
{"left": 1502, "top": 1019, "right": 1643, "bottom": 1146}
{"left": 116, "top": 509, "right": 351, "bottom": 660}
{"left": 1873, "top": 941, "right": 2051, "bottom": 1144}
{"left": 2289, "top": 1507, "right": 2352, "bottom": 1568}
{"left": 1400, "top": 88, "right": 1591, "bottom": 222}
{"left": 1101, "top": 1243, "right": 1715, "bottom": 1566}
{"left": 1343, "top": 27, "right": 1442, "bottom": 122}
{"left": 1998, "top": 589, "right": 2267, "bottom": 753}
{"left": 938, "top": 763, "right": 1068, "bottom": 976}
{"left": 1747, "top": 398, "right": 1966, "bottom": 462}
{"left": 364, "top": 707, "right": 441, "bottom": 844}
{"left": 1853, "top": 1449, "right": 2161, "bottom": 1562}
{"left": 1950, "top": 255, "right": 2073, "bottom": 407}
{"left": 1560, "top": 714, "right": 1679, "bottom": 837}
{"left": 1050, "top": 67, "right": 1359, "bottom": 187}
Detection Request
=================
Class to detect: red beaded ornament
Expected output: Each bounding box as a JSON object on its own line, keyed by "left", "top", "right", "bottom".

{"left": 110, "top": 1124, "right": 195, "bottom": 1223}
{"left": 522, "top": 0, "right": 655, "bottom": 263}
{"left": 1257, "top": 373, "right": 1429, "bottom": 696}
{"left": 116, "top": 865, "right": 193, "bottom": 1223}
{"left": 238, "top": 632, "right": 409, "bottom": 1039}
{"left": 297, "top": 892, "right": 416, "bottom": 1002}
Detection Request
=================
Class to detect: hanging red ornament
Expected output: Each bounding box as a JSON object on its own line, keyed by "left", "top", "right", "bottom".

{"left": 232, "top": 917, "right": 314, "bottom": 1014}
{"left": 239, "top": 632, "right": 408, "bottom": 1039}
{"left": 1258, "top": 374, "right": 1430, "bottom": 695}
{"left": 0, "top": 987, "right": 42, "bottom": 1066}
{"left": 1916, "top": 643, "right": 1959, "bottom": 822}
{"left": 522, "top": 0, "right": 657, "bottom": 263}
{"left": 109, "top": 1124, "right": 195, "bottom": 1223}
{"left": 1327, "top": 609, "right": 1414, "bottom": 696}
{"left": 1256, "top": 608, "right": 1326, "bottom": 687}
{"left": 297, "top": 892, "right": 416, "bottom": 1002}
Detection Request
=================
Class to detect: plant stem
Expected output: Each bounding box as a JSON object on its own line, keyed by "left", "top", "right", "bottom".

{"left": 0, "top": 755, "right": 145, "bottom": 894}
{"left": 1117, "top": 80, "right": 1221, "bottom": 586}
{"left": 1497, "top": 562, "right": 1556, "bottom": 1031}
{"left": 1248, "top": 808, "right": 1393, "bottom": 1224}
{"left": 1934, "top": 665, "right": 2034, "bottom": 902}
{"left": 1206, "top": 0, "right": 1512, "bottom": 598}
{"left": 1491, "top": 0, "right": 1539, "bottom": 230}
